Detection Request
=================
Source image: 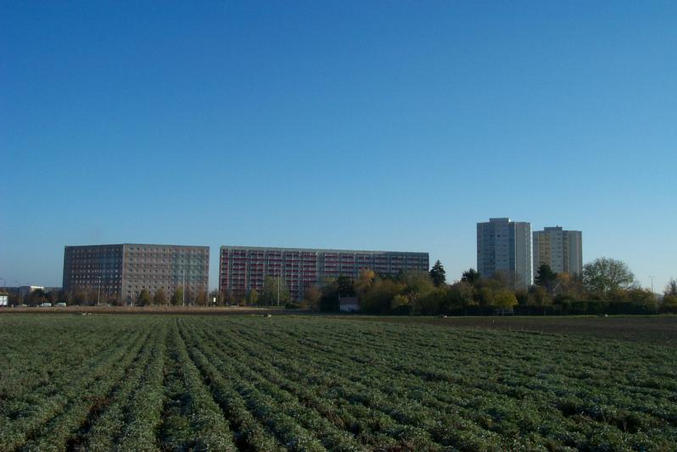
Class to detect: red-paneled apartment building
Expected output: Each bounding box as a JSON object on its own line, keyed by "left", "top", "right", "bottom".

{"left": 219, "top": 246, "right": 429, "bottom": 300}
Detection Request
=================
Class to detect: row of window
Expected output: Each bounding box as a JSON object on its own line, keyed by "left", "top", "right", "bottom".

{"left": 126, "top": 268, "right": 206, "bottom": 273}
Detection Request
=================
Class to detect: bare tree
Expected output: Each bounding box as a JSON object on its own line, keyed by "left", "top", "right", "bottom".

{"left": 582, "top": 257, "right": 635, "bottom": 296}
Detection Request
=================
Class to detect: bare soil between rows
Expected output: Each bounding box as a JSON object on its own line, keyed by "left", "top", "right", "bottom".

{"left": 336, "top": 315, "right": 677, "bottom": 346}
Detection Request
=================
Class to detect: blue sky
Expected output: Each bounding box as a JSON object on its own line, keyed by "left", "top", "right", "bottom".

{"left": 1, "top": 1, "right": 676, "bottom": 291}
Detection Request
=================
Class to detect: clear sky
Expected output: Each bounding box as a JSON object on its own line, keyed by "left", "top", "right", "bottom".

{"left": 1, "top": 1, "right": 676, "bottom": 292}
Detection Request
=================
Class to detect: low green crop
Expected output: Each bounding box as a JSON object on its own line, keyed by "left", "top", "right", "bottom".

{"left": 0, "top": 314, "right": 675, "bottom": 450}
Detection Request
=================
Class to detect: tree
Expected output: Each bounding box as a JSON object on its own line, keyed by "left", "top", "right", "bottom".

{"left": 221, "top": 289, "right": 234, "bottom": 306}
{"left": 625, "top": 288, "right": 657, "bottom": 312}
{"left": 184, "top": 287, "right": 195, "bottom": 306}
{"left": 583, "top": 258, "right": 635, "bottom": 296}
{"left": 336, "top": 276, "right": 355, "bottom": 297}
{"left": 661, "top": 294, "right": 677, "bottom": 313}
{"left": 137, "top": 289, "right": 151, "bottom": 306}
{"left": 72, "top": 290, "right": 87, "bottom": 306}
{"left": 447, "top": 281, "right": 476, "bottom": 313}
{"left": 477, "top": 287, "right": 495, "bottom": 308}
{"left": 318, "top": 278, "right": 340, "bottom": 312}
{"left": 87, "top": 288, "right": 99, "bottom": 305}
{"left": 462, "top": 268, "right": 480, "bottom": 285}
{"left": 429, "top": 260, "right": 446, "bottom": 287}
{"left": 46, "top": 290, "right": 59, "bottom": 304}
{"left": 26, "top": 289, "right": 47, "bottom": 306}
{"left": 554, "top": 272, "right": 583, "bottom": 298}
{"left": 390, "top": 294, "right": 410, "bottom": 311}
{"left": 302, "top": 286, "right": 322, "bottom": 310}
{"left": 354, "top": 269, "right": 376, "bottom": 299}
{"left": 107, "top": 294, "right": 122, "bottom": 306}
{"left": 195, "top": 290, "right": 208, "bottom": 306}
{"left": 401, "top": 270, "right": 434, "bottom": 305}
{"left": 360, "top": 278, "right": 405, "bottom": 314}
{"left": 416, "top": 287, "right": 449, "bottom": 314}
{"left": 153, "top": 289, "right": 167, "bottom": 306}
{"left": 661, "top": 279, "right": 677, "bottom": 313}
{"left": 57, "top": 290, "right": 70, "bottom": 303}
{"left": 262, "top": 276, "right": 290, "bottom": 305}
{"left": 535, "top": 264, "right": 557, "bottom": 293}
{"left": 493, "top": 289, "right": 518, "bottom": 311}
{"left": 8, "top": 292, "right": 23, "bottom": 306}
{"left": 527, "top": 285, "right": 552, "bottom": 314}
{"left": 489, "top": 270, "right": 513, "bottom": 290}
{"left": 245, "top": 288, "right": 259, "bottom": 305}
{"left": 170, "top": 287, "right": 184, "bottom": 306}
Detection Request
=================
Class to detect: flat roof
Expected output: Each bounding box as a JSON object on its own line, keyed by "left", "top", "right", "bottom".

{"left": 536, "top": 227, "right": 582, "bottom": 233}
{"left": 65, "top": 243, "right": 209, "bottom": 249}
{"left": 219, "top": 245, "right": 428, "bottom": 255}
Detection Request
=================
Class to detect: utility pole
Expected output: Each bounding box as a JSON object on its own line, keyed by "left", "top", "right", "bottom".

{"left": 97, "top": 276, "right": 101, "bottom": 305}
{"left": 649, "top": 275, "right": 655, "bottom": 294}
{"left": 182, "top": 269, "right": 186, "bottom": 306}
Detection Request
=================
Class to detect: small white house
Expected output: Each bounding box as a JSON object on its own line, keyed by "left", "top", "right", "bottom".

{"left": 339, "top": 297, "right": 360, "bottom": 313}
{"left": 0, "top": 293, "right": 8, "bottom": 307}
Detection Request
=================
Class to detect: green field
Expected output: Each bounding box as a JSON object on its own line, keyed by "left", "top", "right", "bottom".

{"left": 0, "top": 315, "right": 675, "bottom": 451}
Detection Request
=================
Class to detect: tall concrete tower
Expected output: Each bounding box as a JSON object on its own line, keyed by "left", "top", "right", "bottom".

{"left": 477, "top": 218, "right": 532, "bottom": 288}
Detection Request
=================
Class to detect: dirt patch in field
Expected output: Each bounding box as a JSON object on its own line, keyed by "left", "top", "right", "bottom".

{"left": 0, "top": 306, "right": 308, "bottom": 316}
{"left": 336, "top": 315, "right": 677, "bottom": 347}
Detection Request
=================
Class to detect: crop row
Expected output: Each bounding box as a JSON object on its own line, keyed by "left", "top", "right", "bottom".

{"left": 193, "top": 320, "right": 505, "bottom": 450}
{"left": 157, "top": 321, "right": 236, "bottom": 451}
{"left": 1, "top": 315, "right": 675, "bottom": 451}
{"left": 179, "top": 320, "right": 364, "bottom": 451}
{"left": 0, "top": 328, "right": 147, "bottom": 450}
{"left": 192, "top": 317, "right": 676, "bottom": 450}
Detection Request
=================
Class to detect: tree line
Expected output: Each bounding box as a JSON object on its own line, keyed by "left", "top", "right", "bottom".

{"left": 6, "top": 287, "right": 220, "bottom": 307}
{"left": 6, "top": 275, "right": 295, "bottom": 308}
{"left": 301, "top": 257, "right": 677, "bottom": 315}
{"left": 6, "top": 257, "right": 676, "bottom": 315}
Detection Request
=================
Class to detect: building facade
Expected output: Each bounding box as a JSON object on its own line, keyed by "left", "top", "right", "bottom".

{"left": 533, "top": 227, "right": 582, "bottom": 275}
{"left": 63, "top": 244, "right": 209, "bottom": 303}
{"left": 219, "top": 246, "right": 429, "bottom": 300}
{"left": 477, "top": 218, "right": 532, "bottom": 288}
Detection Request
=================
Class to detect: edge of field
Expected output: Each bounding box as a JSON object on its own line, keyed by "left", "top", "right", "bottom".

{"left": 0, "top": 306, "right": 309, "bottom": 315}
{"left": 1, "top": 306, "right": 675, "bottom": 346}
{"left": 328, "top": 314, "right": 677, "bottom": 347}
